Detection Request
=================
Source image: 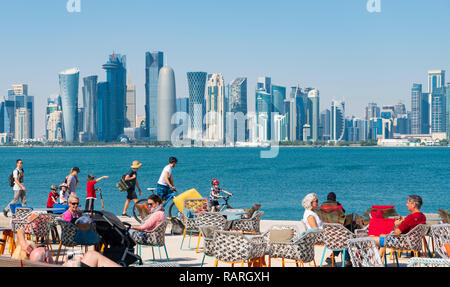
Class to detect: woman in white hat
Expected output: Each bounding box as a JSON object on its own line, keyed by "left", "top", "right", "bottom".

{"left": 121, "top": 160, "right": 143, "bottom": 217}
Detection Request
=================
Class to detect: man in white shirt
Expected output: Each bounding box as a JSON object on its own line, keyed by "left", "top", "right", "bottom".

{"left": 156, "top": 157, "right": 177, "bottom": 201}
{"left": 3, "top": 159, "right": 27, "bottom": 217}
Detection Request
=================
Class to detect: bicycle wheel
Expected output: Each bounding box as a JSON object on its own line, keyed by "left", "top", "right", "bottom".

{"left": 168, "top": 201, "right": 179, "bottom": 218}
{"left": 132, "top": 199, "right": 149, "bottom": 224}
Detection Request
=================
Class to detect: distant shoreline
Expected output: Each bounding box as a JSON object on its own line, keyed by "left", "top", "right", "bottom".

{"left": 0, "top": 145, "right": 448, "bottom": 148}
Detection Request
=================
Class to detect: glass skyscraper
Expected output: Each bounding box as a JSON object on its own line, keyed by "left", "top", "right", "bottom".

{"left": 271, "top": 85, "right": 286, "bottom": 115}
{"left": 97, "top": 82, "right": 109, "bottom": 142}
{"left": 229, "top": 77, "right": 247, "bottom": 114}
{"left": 187, "top": 72, "right": 207, "bottom": 140}
{"left": 428, "top": 70, "right": 445, "bottom": 94}
{"left": 82, "top": 75, "right": 98, "bottom": 141}
{"left": 206, "top": 73, "right": 225, "bottom": 142}
{"left": 431, "top": 87, "right": 446, "bottom": 133}
{"left": 59, "top": 68, "right": 79, "bottom": 142}
{"left": 307, "top": 89, "right": 320, "bottom": 142}
{"left": 145, "top": 51, "right": 164, "bottom": 139}
{"left": 102, "top": 53, "right": 127, "bottom": 142}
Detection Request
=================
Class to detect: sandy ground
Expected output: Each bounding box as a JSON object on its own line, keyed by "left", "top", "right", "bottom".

{"left": 0, "top": 213, "right": 440, "bottom": 267}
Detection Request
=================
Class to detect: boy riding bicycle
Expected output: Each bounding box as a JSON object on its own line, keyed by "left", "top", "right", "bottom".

{"left": 156, "top": 157, "right": 177, "bottom": 202}
{"left": 209, "top": 179, "right": 233, "bottom": 212}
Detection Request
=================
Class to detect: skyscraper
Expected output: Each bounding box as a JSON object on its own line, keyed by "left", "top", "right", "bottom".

{"left": 428, "top": 70, "right": 445, "bottom": 94}
{"left": 271, "top": 85, "right": 286, "bottom": 115}
{"left": 411, "top": 84, "right": 424, "bottom": 134}
{"left": 256, "top": 89, "right": 271, "bottom": 141}
{"left": 284, "top": 98, "right": 297, "bottom": 141}
{"left": 126, "top": 78, "right": 136, "bottom": 128}
{"left": 187, "top": 72, "right": 207, "bottom": 140}
{"left": 307, "top": 89, "right": 320, "bottom": 142}
{"left": 15, "top": 107, "right": 30, "bottom": 141}
{"left": 82, "top": 75, "right": 98, "bottom": 141}
{"left": 59, "top": 68, "right": 80, "bottom": 142}
{"left": 46, "top": 97, "right": 63, "bottom": 142}
{"left": 431, "top": 87, "right": 446, "bottom": 133}
{"left": 97, "top": 82, "right": 109, "bottom": 142}
{"left": 257, "top": 77, "right": 271, "bottom": 93}
{"left": 320, "top": 109, "right": 331, "bottom": 141}
{"left": 145, "top": 51, "right": 164, "bottom": 139}
{"left": 229, "top": 77, "right": 247, "bottom": 114}
{"left": 102, "top": 53, "right": 127, "bottom": 142}
{"left": 206, "top": 73, "right": 225, "bottom": 142}
{"left": 331, "top": 100, "right": 345, "bottom": 142}
{"left": 2, "top": 84, "right": 34, "bottom": 139}
{"left": 157, "top": 66, "right": 176, "bottom": 142}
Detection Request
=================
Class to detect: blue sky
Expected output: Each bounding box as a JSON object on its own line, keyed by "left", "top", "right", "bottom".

{"left": 0, "top": 0, "right": 449, "bottom": 137}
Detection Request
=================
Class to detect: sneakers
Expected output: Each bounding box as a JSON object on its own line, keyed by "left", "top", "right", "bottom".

{"left": 121, "top": 213, "right": 130, "bottom": 217}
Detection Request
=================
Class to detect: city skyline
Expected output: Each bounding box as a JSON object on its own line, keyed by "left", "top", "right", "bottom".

{"left": 0, "top": 0, "right": 449, "bottom": 137}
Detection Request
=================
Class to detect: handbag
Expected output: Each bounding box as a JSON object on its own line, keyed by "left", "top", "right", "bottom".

{"left": 116, "top": 175, "right": 132, "bottom": 192}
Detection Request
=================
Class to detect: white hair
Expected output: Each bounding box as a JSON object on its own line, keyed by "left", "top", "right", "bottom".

{"left": 302, "top": 193, "right": 318, "bottom": 210}
{"left": 68, "top": 194, "right": 79, "bottom": 203}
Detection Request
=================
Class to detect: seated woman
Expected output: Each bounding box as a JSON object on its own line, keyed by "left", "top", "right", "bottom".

{"left": 62, "top": 194, "right": 82, "bottom": 223}
{"left": 128, "top": 194, "right": 166, "bottom": 243}
{"left": 13, "top": 227, "right": 119, "bottom": 267}
{"left": 302, "top": 193, "right": 322, "bottom": 230}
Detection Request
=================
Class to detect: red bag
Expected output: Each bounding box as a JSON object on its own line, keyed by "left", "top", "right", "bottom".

{"left": 368, "top": 217, "right": 395, "bottom": 236}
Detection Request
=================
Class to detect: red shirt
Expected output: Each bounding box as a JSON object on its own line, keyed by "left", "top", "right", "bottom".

{"left": 47, "top": 191, "right": 60, "bottom": 208}
{"left": 86, "top": 180, "right": 97, "bottom": 199}
{"left": 398, "top": 212, "right": 426, "bottom": 234}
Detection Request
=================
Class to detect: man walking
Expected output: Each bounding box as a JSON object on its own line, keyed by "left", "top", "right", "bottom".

{"left": 121, "top": 160, "right": 143, "bottom": 217}
{"left": 3, "top": 159, "right": 27, "bottom": 217}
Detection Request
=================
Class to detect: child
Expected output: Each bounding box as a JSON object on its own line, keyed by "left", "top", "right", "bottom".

{"left": 208, "top": 179, "right": 233, "bottom": 212}
{"left": 59, "top": 183, "right": 69, "bottom": 204}
{"left": 47, "top": 185, "right": 60, "bottom": 212}
{"left": 86, "top": 174, "right": 108, "bottom": 212}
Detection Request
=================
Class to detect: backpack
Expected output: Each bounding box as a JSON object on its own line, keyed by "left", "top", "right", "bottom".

{"left": 8, "top": 168, "right": 24, "bottom": 187}
{"left": 169, "top": 217, "right": 185, "bottom": 235}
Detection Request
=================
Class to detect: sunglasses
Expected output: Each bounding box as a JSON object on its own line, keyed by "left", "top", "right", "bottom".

{"left": 148, "top": 202, "right": 155, "bottom": 206}
{"left": 70, "top": 202, "right": 79, "bottom": 206}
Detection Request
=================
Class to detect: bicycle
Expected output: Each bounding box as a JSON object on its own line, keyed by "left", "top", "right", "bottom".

{"left": 132, "top": 187, "right": 179, "bottom": 223}
{"left": 211, "top": 195, "right": 233, "bottom": 212}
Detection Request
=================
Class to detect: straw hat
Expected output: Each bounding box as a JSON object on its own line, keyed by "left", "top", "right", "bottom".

{"left": 130, "top": 160, "right": 143, "bottom": 169}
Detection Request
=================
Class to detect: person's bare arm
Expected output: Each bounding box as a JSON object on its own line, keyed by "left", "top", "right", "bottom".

{"left": 96, "top": 176, "right": 109, "bottom": 183}
{"left": 222, "top": 190, "right": 233, "bottom": 196}
{"left": 307, "top": 215, "right": 318, "bottom": 229}
{"left": 16, "top": 229, "right": 33, "bottom": 255}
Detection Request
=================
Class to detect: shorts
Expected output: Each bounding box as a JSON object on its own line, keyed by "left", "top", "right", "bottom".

{"left": 156, "top": 184, "right": 171, "bottom": 201}
{"left": 126, "top": 188, "right": 137, "bottom": 200}
{"left": 208, "top": 199, "right": 220, "bottom": 208}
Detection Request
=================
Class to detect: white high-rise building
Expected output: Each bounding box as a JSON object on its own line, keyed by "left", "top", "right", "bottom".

{"left": 206, "top": 73, "right": 225, "bottom": 143}
{"left": 157, "top": 66, "right": 176, "bottom": 142}
{"left": 15, "top": 107, "right": 30, "bottom": 141}
{"left": 331, "top": 100, "right": 345, "bottom": 142}
{"left": 307, "top": 89, "right": 320, "bottom": 142}
{"left": 126, "top": 78, "right": 136, "bottom": 128}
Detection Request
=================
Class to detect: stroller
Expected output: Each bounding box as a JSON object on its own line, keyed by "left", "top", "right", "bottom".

{"left": 91, "top": 210, "right": 143, "bottom": 266}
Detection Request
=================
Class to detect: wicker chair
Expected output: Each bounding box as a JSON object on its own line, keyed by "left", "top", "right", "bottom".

{"left": 11, "top": 207, "right": 33, "bottom": 233}
{"left": 55, "top": 219, "right": 78, "bottom": 263}
{"left": 383, "top": 224, "right": 429, "bottom": 267}
{"left": 179, "top": 198, "right": 207, "bottom": 250}
{"left": 407, "top": 257, "right": 450, "bottom": 267}
{"left": 264, "top": 225, "right": 320, "bottom": 267}
{"left": 230, "top": 211, "right": 264, "bottom": 234}
{"left": 132, "top": 220, "right": 169, "bottom": 262}
{"left": 347, "top": 237, "right": 383, "bottom": 267}
{"left": 430, "top": 224, "right": 450, "bottom": 259}
{"left": 199, "top": 225, "right": 218, "bottom": 267}
{"left": 320, "top": 223, "right": 356, "bottom": 267}
{"left": 194, "top": 212, "right": 227, "bottom": 253}
{"left": 212, "top": 230, "right": 266, "bottom": 267}
{"left": 23, "top": 213, "right": 53, "bottom": 253}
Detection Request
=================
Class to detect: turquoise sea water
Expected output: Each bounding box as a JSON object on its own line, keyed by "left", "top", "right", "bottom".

{"left": 0, "top": 147, "right": 449, "bottom": 220}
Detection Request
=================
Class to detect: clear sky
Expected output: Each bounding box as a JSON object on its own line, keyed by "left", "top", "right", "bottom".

{"left": 0, "top": 0, "right": 449, "bottom": 137}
